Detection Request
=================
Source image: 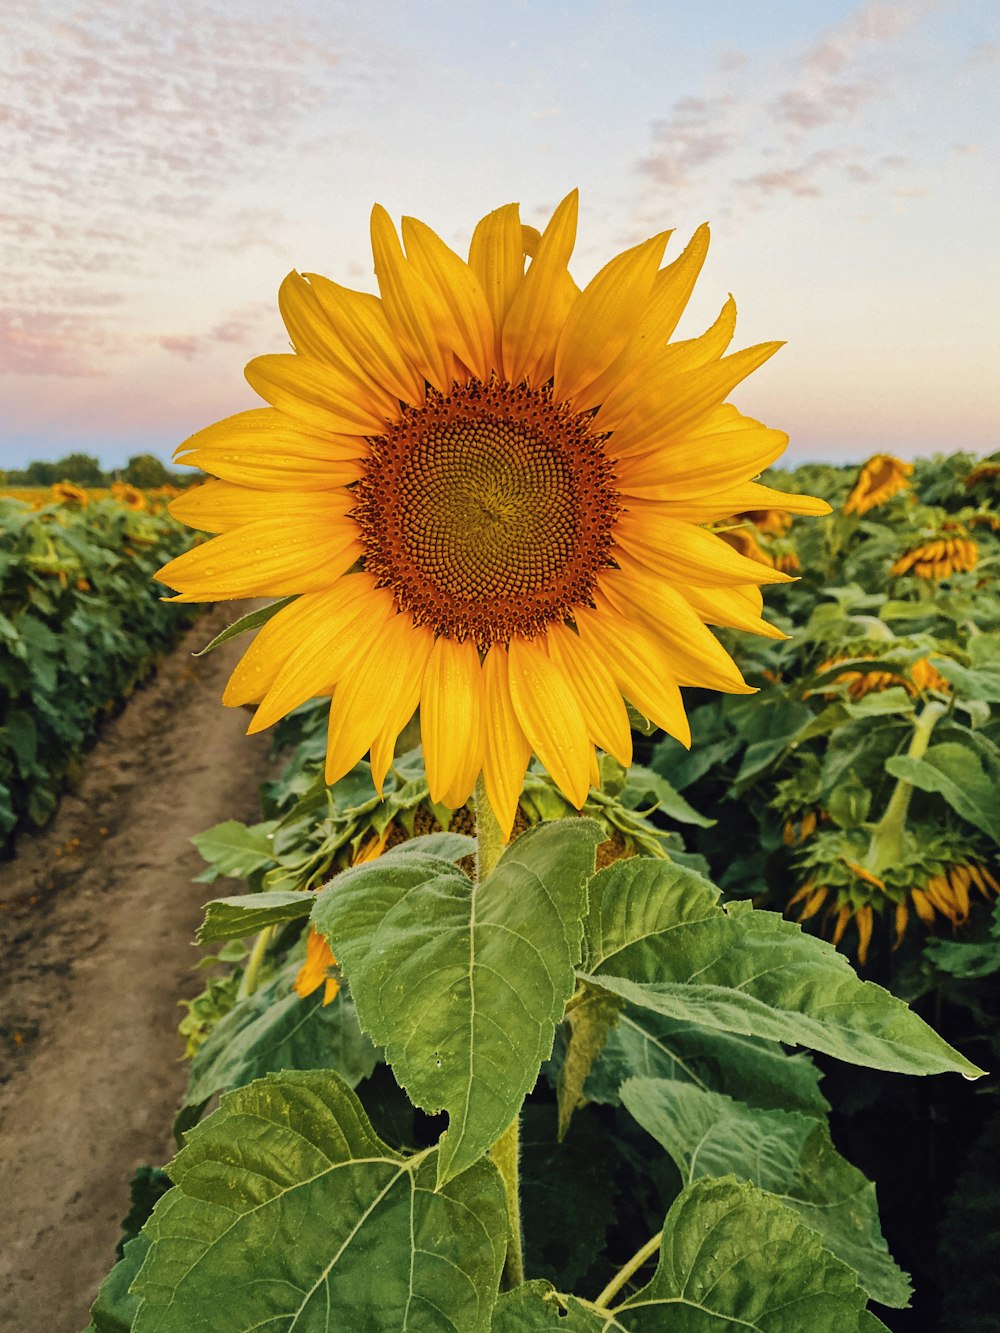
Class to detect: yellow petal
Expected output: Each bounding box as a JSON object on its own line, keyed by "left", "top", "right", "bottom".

{"left": 245, "top": 354, "right": 389, "bottom": 436}
{"left": 174, "top": 408, "right": 367, "bottom": 491}
{"left": 575, "top": 598, "right": 691, "bottom": 746}
{"left": 248, "top": 582, "right": 397, "bottom": 733}
{"left": 545, "top": 622, "right": 633, "bottom": 766}
{"left": 221, "top": 585, "right": 373, "bottom": 706}
{"left": 600, "top": 342, "right": 784, "bottom": 452}
{"left": 168, "top": 480, "right": 354, "bottom": 533}
{"left": 324, "top": 615, "right": 433, "bottom": 786}
{"left": 420, "top": 636, "right": 485, "bottom": 805}
{"left": 468, "top": 203, "right": 525, "bottom": 352}
{"left": 615, "top": 408, "right": 787, "bottom": 499}
{"left": 482, "top": 644, "right": 532, "bottom": 839}
{"left": 370, "top": 204, "right": 458, "bottom": 394}
{"left": 615, "top": 513, "right": 793, "bottom": 588}
{"left": 679, "top": 583, "right": 787, "bottom": 640}
{"left": 507, "top": 636, "right": 592, "bottom": 808}
{"left": 502, "top": 190, "right": 579, "bottom": 387}
{"left": 554, "top": 230, "right": 669, "bottom": 406}
{"left": 402, "top": 215, "right": 494, "bottom": 382}
{"left": 277, "top": 272, "right": 403, "bottom": 420}
{"left": 368, "top": 621, "right": 435, "bottom": 795}
{"left": 601, "top": 565, "right": 754, "bottom": 694}
{"left": 304, "top": 274, "right": 425, "bottom": 405}
{"left": 581, "top": 223, "right": 711, "bottom": 407}
{"left": 156, "top": 517, "right": 363, "bottom": 601}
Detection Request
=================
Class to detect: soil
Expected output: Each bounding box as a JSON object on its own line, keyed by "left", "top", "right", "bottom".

{"left": 0, "top": 603, "right": 281, "bottom": 1332}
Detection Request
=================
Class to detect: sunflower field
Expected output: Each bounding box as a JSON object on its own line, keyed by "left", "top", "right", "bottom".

{"left": 0, "top": 485, "right": 197, "bottom": 845}
{"left": 78, "top": 198, "right": 999, "bottom": 1332}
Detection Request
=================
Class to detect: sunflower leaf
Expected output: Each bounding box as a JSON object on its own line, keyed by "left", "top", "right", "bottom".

{"left": 131, "top": 1071, "right": 506, "bottom": 1332}
{"left": 619, "top": 1079, "right": 911, "bottom": 1307}
{"left": 885, "top": 742, "right": 1000, "bottom": 844}
{"left": 579, "top": 858, "right": 982, "bottom": 1077}
{"left": 313, "top": 819, "right": 603, "bottom": 1186}
{"left": 493, "top": 1177, "right": 879, "bottom": 1330}
{"left": 191, "top": 596, "right": 296, "bottom": 656}
{"left": 195, "top": 888, "right": 311, "bottom": 942}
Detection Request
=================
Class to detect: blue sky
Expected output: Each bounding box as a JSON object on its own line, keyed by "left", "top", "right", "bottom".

{"left": 2, "top": 0, "right": 997, "bottom": 469}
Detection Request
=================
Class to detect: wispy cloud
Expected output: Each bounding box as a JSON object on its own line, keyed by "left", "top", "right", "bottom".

{"left": 635, "top": 0, "right": 939, "bottom": 217}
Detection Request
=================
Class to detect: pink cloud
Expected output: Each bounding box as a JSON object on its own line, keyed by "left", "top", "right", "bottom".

{"left": 0, "top": 310, "right": 119, "bottom": 376}
{"left": 156, "top": 334, "right": 200, "bottom": 358}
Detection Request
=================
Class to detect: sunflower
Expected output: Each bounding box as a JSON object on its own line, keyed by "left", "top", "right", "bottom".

{"left": 52, "top": 481, "right": 89, "bottom": 506}
{"left": 157, "top": 192, "right": 828, "bottom": 835}
{"left": 813, "top": 653, "right": 950, "bottom": 700}
{"left": 111, "top": 481, "right": 147, "bottom": 511}
{"left": 842, "top": 454, "right": 912, "bottom": 516}
{"left": 890, "top": 534, "right": 978, "bottom": 580}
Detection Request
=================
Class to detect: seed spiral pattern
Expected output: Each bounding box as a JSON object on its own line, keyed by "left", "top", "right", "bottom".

{"left": 354, "top": 379, "right": 621, "bottom": 649}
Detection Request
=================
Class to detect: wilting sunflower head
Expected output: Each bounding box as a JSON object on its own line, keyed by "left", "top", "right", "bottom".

{"left": 157, "top": 192, "right": 829, "bottom": 835}
{"left": 52, "top": 481, "right": 89, "bottom": 506}
{"left": 842, "top": 453, "right": 913, "bottom": 516}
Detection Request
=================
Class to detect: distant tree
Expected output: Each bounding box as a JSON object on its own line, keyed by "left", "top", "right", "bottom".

{"left": 122, "top": 453, "right": 170, "bottom": 487}
{"left": 52, "top": 452, "right": 106, "bottom": 485}
{"left": 24, "top": 460, "right": 57, "bottom": 485}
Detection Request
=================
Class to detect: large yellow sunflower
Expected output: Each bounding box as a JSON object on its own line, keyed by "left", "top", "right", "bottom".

{"left": 157, "top": 192, "right": 827, "bottom": 835}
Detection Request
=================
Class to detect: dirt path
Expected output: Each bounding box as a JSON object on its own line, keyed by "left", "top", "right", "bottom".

{"left": 0, "top": 604, "right": 280, "bottom": 1331}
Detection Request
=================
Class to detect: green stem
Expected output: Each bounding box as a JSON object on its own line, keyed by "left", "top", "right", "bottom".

{"left": 865, "top": 700, "right": 947, "bottom": 874}
{"left": 236, "top": 924, "right": 274, "bottom": 1001}
{"left": 475, "top": 775, "right": 523, "bottom": 1289}
{"left": 593, "top": 1229, "right": 663, "bottom": 1309}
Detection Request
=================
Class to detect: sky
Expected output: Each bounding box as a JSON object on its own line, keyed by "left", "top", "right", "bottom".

{"left": 2, "top": 0, "right": 998, "bottom": 470}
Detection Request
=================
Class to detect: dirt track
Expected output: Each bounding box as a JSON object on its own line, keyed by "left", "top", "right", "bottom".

{"left": 0, "top": 604, "right": 279, "bottom": 1331}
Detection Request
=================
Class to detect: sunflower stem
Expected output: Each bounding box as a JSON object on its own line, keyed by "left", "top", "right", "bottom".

{"left": 237, "top": 925, "right": 274, "bottom": 1001}
{"left": 475, "top": 775, "right": 524, "bottom": 1289}
{"left": 593, "top": 1229, "right": 663, "bottom": 1309}
{"left": 866, "top": 700, "right": 947, "bottom": 874}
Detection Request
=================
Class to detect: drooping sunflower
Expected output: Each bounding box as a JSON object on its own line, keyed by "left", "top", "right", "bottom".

{"left": 157, "top": 192, "right": 828, "bottom": 834}
{"left": 52, "top": 481, "right": 89, "bottom": 506}
{"left": 890, "top": 533, "right": 979, "bottom": 580}
{"left": 842, "top": 453, "right": 913, "bottom": 516}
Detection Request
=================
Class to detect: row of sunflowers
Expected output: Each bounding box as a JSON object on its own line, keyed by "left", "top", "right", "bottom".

{"left": 84, "top": 446, "right": 999, "bottom": 1330}
{"left": 0, "top": 489, "right": 197, "bottom": 842}
{"left": 0, "top": 480, "right": 182, "bottom": 513}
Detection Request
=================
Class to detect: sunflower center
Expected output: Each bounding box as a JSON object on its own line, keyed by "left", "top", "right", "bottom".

{"left": 355, "top": 379, "right": 620, "bottom": 648}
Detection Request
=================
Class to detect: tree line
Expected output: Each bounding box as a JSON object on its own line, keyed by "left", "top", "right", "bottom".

{"left": 1, "top": 452, "right": 197, "bottom": 488}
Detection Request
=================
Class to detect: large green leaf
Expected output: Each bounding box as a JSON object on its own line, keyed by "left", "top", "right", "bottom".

{"left": 886, "top": 743, "right": 1000, "bottom": 844}
{"left": 190, "top": 819, "right": 278, "bottom": 881}
{"left": 196, "top": 889, "right": 313, "bottom": 943}
{"left": 87, "top": 1236, "right": 148, "bottom": 1332}
{"left": 580, "top": 858, "right": 982, "bottom": 1076}
{"left": 132, "top": 1071, "right": 505, "bottom": 1332}
{"left": 584, "top": 1008, "right": 829, "bottom": 1118}
{"left": 620, "top": 1079, "right": 911, "bottom": 1307}
{"left": 313, "top": 820, "right": 603, "bottom": 1185}
{"left": 181, "top": 964, "right": 379, "bottom": 1121}
{"left": 493, "top": 1177, "right": 880, "bottom": 1330}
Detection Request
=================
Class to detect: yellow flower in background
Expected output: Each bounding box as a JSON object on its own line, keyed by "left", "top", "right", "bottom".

{"left": 890, "top": 534, "right": 978, "bottom": 580}
{"left": 293, "top": 927, "right": 340, "bottom": 1006}
{"left": 814, "top": 654, "right": 951, "bottom": 701}
{"left": 111, "top": 481, "right": 147, "bottom": 511}
{"left": 52, "top": 481, "right": 89, "bottom": 506}
{"left": 157, "top": 192, "right": 829, "bottom": 835}
{"left": 842, "top": 453, "right": 913, "bottom": 516}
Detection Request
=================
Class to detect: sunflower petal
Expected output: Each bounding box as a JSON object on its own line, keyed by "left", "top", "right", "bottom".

{"left": 420, "top": 637, "right": 485, "bottom": 805}
{"left": 615, "top": 513, "right": 793, "bottom": 588}
{"left": 402, "top": 215, "right": 494, "bottom": 382}
{"left": 468, "top": 203, "right": 525, "bottom": 353}
{"left": 369, "top": 623, "right": 435, "bottom": 796}
{"left": 502, "top": 190, "right": 579, "bottom": 386}
{"left": 370, "top": 204, "right": 459, "bottom": 394}
{"left": 545, "top": 622, "right": 633, "bottom": 765}
{"left": 481, "top": 645, "right": 532, "bottom": 840}
{"left": 168, "top": 480, "right": 354, "bottom": 533}
{"left": 248, "top": 581, "right": 396, "bottom": 731}
{"left": 245, "top": 354, "right": 388, "bottom": 436}
{"left": 156, "top": 518, "right": 363, "bottom": 601}
{"left": 554, "top": 230, "right": 669, "bottom": 405}
{"left": 174, "top": 408, "right": 367, "bottom": 491}
{"left": 679, "top": 583, "right": 787, "bottom": 639}
{"left": 304, "top": 274, "right": 425, "bottom": 405}
{"left": 324, "top": 615, "right": 433, "bottom": 786}
{"left": 507, "top": 636, "right": 592, "bottom": 808}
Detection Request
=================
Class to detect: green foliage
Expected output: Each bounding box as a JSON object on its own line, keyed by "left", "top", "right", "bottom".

{"left": 131, "top": 1071, "right": 507, "bottom": 1332}
{"left": 312, "top": 820, "right": 604, "bottom": 1185}
{"left": 0, "top": 493, "right": 195, "bottom": 844}
{"left": 579, "top": 858, "right": 980, "bottom": 1076}
{"left": 121, "top": 454, "right": 170, "bottom": 487}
